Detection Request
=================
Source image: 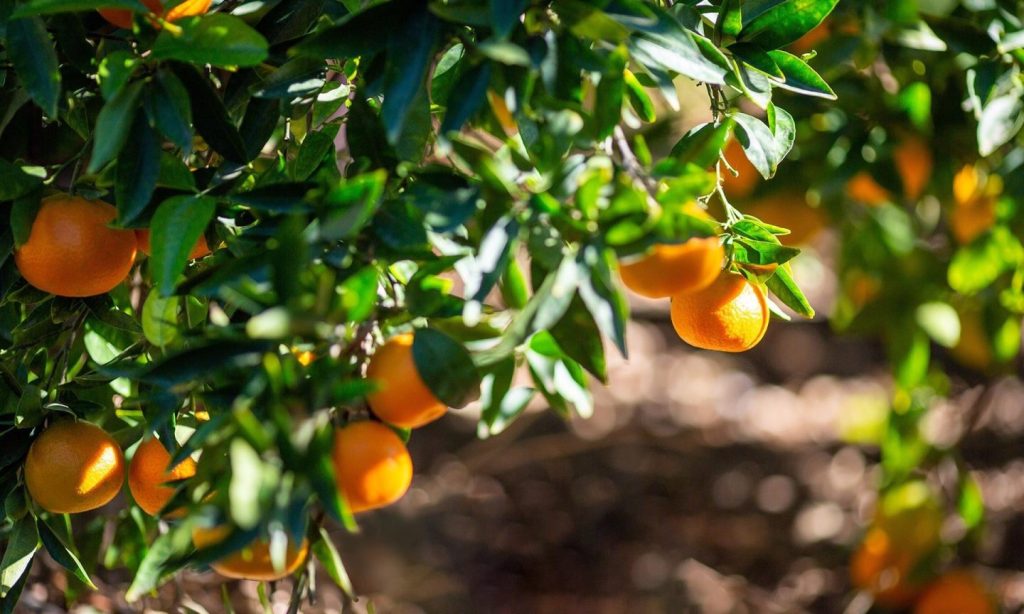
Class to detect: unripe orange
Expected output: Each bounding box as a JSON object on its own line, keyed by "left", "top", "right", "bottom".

{"left": 366, "top": 334, "right": 447, "bottom": 429}
{"left": 128, "top": 437, "right": 197, "bottom": 517}
{"left": 192, "top": 526, "right": 310, "bottom": 582}
{"left": 332, "top": 421, "right": 413, "bottom": 513}
{"left": 15, "top": 194, "right": 137, "bottom": 297}
{"left": 99, "top": 0, "right": 212, "bottom": 29}
{"left": 670, "top": 272, "right": 769, "bottom": 352}
{"left": 25, "top": 420, "right": 126, "bottom": 514}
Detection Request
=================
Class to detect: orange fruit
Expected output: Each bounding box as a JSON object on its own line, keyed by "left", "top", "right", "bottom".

{"left": 366, "top": 334, "right": 447, "bottom": 429}
{"left": 192, "top": 526, "right": 310, "bottom": 582}
{"left": 950, "top": 164, "right": 1001, "bottom": 245}
{"left": 15, "top": 194, "right": 137, "bottom": 297}
{"left": 619, "top": 205, "right": 724, "bottom": 298}
{"left": 721, "top": 139, "right": 759, "bottom": 200}
{"left": 128, "top": 437, "right": 198, "bottom": 517}
{"left": 670, "top": 272, "right": 769, "bottom": 352}
{"left": 135, "top": 228, "right": 211, "bottom": 261}
{"left": 332, "top": 421, "right": 413, "bottom": 513}
{"left": 894, "top": 135, "right": 933, "bottom": 201}
{"left": 99, "top": 0, "right": 212, "bottom": 28}
{"left": 850, "top": 527, "right": 921, "bottom": 609}
{"left": 846, "top": 172, "right": 892, "bottom": 206}
{"left": 914, "top": 570, "right": 995, "bottom": 614}
{"left": 743, "top": 192, "right": 827, "bottom": 246}
{"left": 24, "top": 420, "right": 126, "bottom": 514}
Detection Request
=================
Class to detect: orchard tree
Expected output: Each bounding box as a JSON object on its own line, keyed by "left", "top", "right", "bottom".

{"left": 0, "top": 0, "right": 1018, "bottom": 611}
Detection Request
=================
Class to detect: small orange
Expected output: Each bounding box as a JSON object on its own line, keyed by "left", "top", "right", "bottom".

{"left": 670, "top": 272, "right": 769, "bottom": 352}
{"left": 846, "top": 172, "right": 892, "bottom": 206}
{"left": 850, "top": 527, "right": 921, "bottom": 609}
{"left": 894, "top": 136, "right": 933, "bottom": 201}
{"left": 25, "top": 420, "right": 126, "bottom": 514}
{"left": 99, "top": 0, "right": 212, "bottom": 29}
{"left": 366, "top": 334, "right": 447, "bottom": 429}
{"left": 135, "top": 228, "right": 211, "bottom": 261}
{"left": 914, "top": 570, "right": 995, "bottom": 614}
{"left": 192, "top": 526, "right": 310, "bottom": 582}
{"left": 128, "top": 437, "right": 198, "bottom": 517}
{"left": 15, "top": 194, "right": 137, "bottom": 297}
{"left": 332, "top": 421, "right": 413, "bottom": 513}
{"left": 619, "top": 205, "right": 724, "bottom": 298}
{"left": 950, "top": 165, "right": 1000, "bottom": 245}
{"left": 721, "top": 139, "right": 759, "bottom": 200}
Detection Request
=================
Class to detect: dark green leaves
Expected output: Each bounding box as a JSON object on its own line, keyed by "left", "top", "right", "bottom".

{"left": 6, "top": 17, "right": 61, "bottom": 118}
{"left": 88, "top": 80, "right": 144, "bottom": 173}
{"left": 739, "top": 0, "right": 839, "bottom": 50}
{"left": 115, "top": 116, "right": 162, "bottom": 225}
{"left": 0, "top": 515, "right": 38, "bottom": 599}
{"left": 766, "top": 50, "right": 836, "bottom": 99}
{"left": 152, "top": 15, "right": 269, "bottom": 68}
{"left": 381, "top": 3, "right": 441, "bottom": 143}
{"left": 412, "top": 328, "right": 481, "bottom": 409}
{"left": 0, "top": 161, "right": 43, "bottom": 201}
{"left": 149, "top": 195, "right": 217, "bottom": 296}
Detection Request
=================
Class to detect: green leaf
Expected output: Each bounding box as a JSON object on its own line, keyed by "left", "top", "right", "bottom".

{"left": 142, "top": 293, "right": 180, "bottom": 348}
{"left": 0, "top": 160, "right": 43, "bottom": 201}
{"left": 766, "top": 49, "right": 836, "bottom": 99}
{"left": 739, "top": 0, "right": 839, "bottom": 50}
{"left": 731, "top": 108, "right": 794, "bottom": 179}
{"left": 948, "top": 228, "right": 1024, "bottom": 295}
{"left": 412, "top": 328, "right": 482, "bottom": 409}
{"left": 765, "top": 265, "right": 814, "bottom": 318}
{"left": 148, "top": 69, "right": 194, "bottom": 153}
{"left": 88, "top": 80, "right": 145, "bottom": 173}
{"left": 124, "top": 522, "right": 192, "bottom": 601}
{"left": 97, "top": 50, "right": 139, "bottom": 101}
{"left": 730, "top": 42, "right": 783, "bottom": 78}
{"left": 916, "top": 302, "right": 959, "bottom": 348}
{"left": 719, "top": 0, "right": 742, "bottom": 38}
{"left": 550, "top": 296, "right": 607, "bottom": 381}
{"left": 440, "top": 62, "right": 492, "bottom": 135}
{"left": 593, "top": 48, "right": 627, "bottom": 140}
{"left": 169, "top": 63, "right": 248, "bottom": 163}
{"left": 115, "top": 115, "right": 162, "bottom": 226}
{"left": 957, "top": 474, "right": 985, "bottom": 531}
{"left": 577, "top": 245, "right": 628, "bottom": 357}
{"left": 977, "top": 93, "right": 1023, "bottom": 156}
{"left": 380, "top": 4, "right": 440, "bottom": 143}
{"left": 671, "top": 119, "right": 733, "bottom": 167}
{"left": 623, "top": 69, "right": 655, "bottom": 122}
{"left": 312, "top": 527, "right": 355, "bottom": 598}
{"left": 0, "top": 515, "right": 38, "bottom": 598}
{"left": 149, "top": 195, "right": 217, "bottom": 296}
{"left": 12, "top": 0, "right": 145, "bottom": 17}
{"left": 37, "top": 519, "right": 95, "bottom": 589}
{"left": 229, "top": 438, "right": 263, "bottom": 529}
{"left": 152, "top": 14, "right": 269, "bottom": 68}
{"left": 6, "top": 17, "right": 61, "bottom": 118}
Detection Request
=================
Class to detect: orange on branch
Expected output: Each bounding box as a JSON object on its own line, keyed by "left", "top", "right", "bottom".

{"left": 128, "top": 437, "right": 198, "bottom": 517}
{"left": 894, "top": 135, "right": 933, "bottom": 201}
{"left": 670, "top": 272, "right": 769, "bottom": 352}
{"left": 135, "top": 228, "right": 211, "bottom": 261}
{"left": 332, "top": 421, "right": 413, "bottom": 513}
{"left": 950, "top": 165, "right": 1000, "bottom": 245}
{"left": 619, "top": 204, "right": 724, "bottom": 298}
{"left": 15, "top": 194, "right": 137, "bottom": 297}
{"left": 366, "top": 333, "right": 447, "bottom": 429}
{"left": 25, "top": 420, "right": 126, "bottom": 514}
{"left": 914, "top": 570, "right": 995, "bottom": 614}
{"left": 192, "top": 526, "right": 310, "bottom": 582}
{"left": 845, "top": 172, "right": 892, "bottom": 206}
{"left": 99, "top": 0, "right": 212, "bottom": 28}
{"left": 850, "top": 527, "right": 921, "bottom": 609}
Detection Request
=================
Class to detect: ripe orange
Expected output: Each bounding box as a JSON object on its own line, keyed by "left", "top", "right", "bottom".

{"left": 743, "top": 192, "right": 827, "bottom": 246}
{"left": 15, "top": 194, "right": 137, "bottom": 297}
{"left": 914, "top": 570, "right": 995, "bottom": 614}
{"left": 850, "top": 527, "right": 921, "bottom": 609}
{"left": 894, "top": 136, "right": 933, "bottom": 201}
{"left": 950, "top": 165, "right": 1000, "bottom": 245}
{"left": 332, "top": 421, "right": 413, "bottom": 513}
{"left": 135, "top": 228, "right": 211, "bottom": 261}
{"left": 670, "top": 272, "right": 769, "bottom": 352}
{"left": 619, "top": 205, "right": 724, "bottom": 298}
{"left": 192, "top": 526, "right": 310, "bottom": 582}
{"left": 721, "top": 139, "right": 759, "bottom": 200}
{"left": 366, "top": 334, "right": 447, "bottom": 429}
{"left": 128, "top": 437, "right": 197, "bottom": 517}
{"left": 99, "top": 0, "right": 212, "bottom": 28}
{"left": 846, "top": 172, "right": 892, "bottom": 206}
{"left": 25, "top": 420, "right": 126, "bottom": 514}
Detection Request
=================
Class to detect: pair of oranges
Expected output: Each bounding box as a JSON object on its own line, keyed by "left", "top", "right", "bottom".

{"left": 24, "top": 421, "right": 197, "bottom": 517}
{"left": 618, "top": 204, "right": 769, "bottom": 353}
{"left": 14, "top": 195, "right": 210, "bottom": 298}
{"left": 97, "top": 0, "right": 211, "bottom": 28}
